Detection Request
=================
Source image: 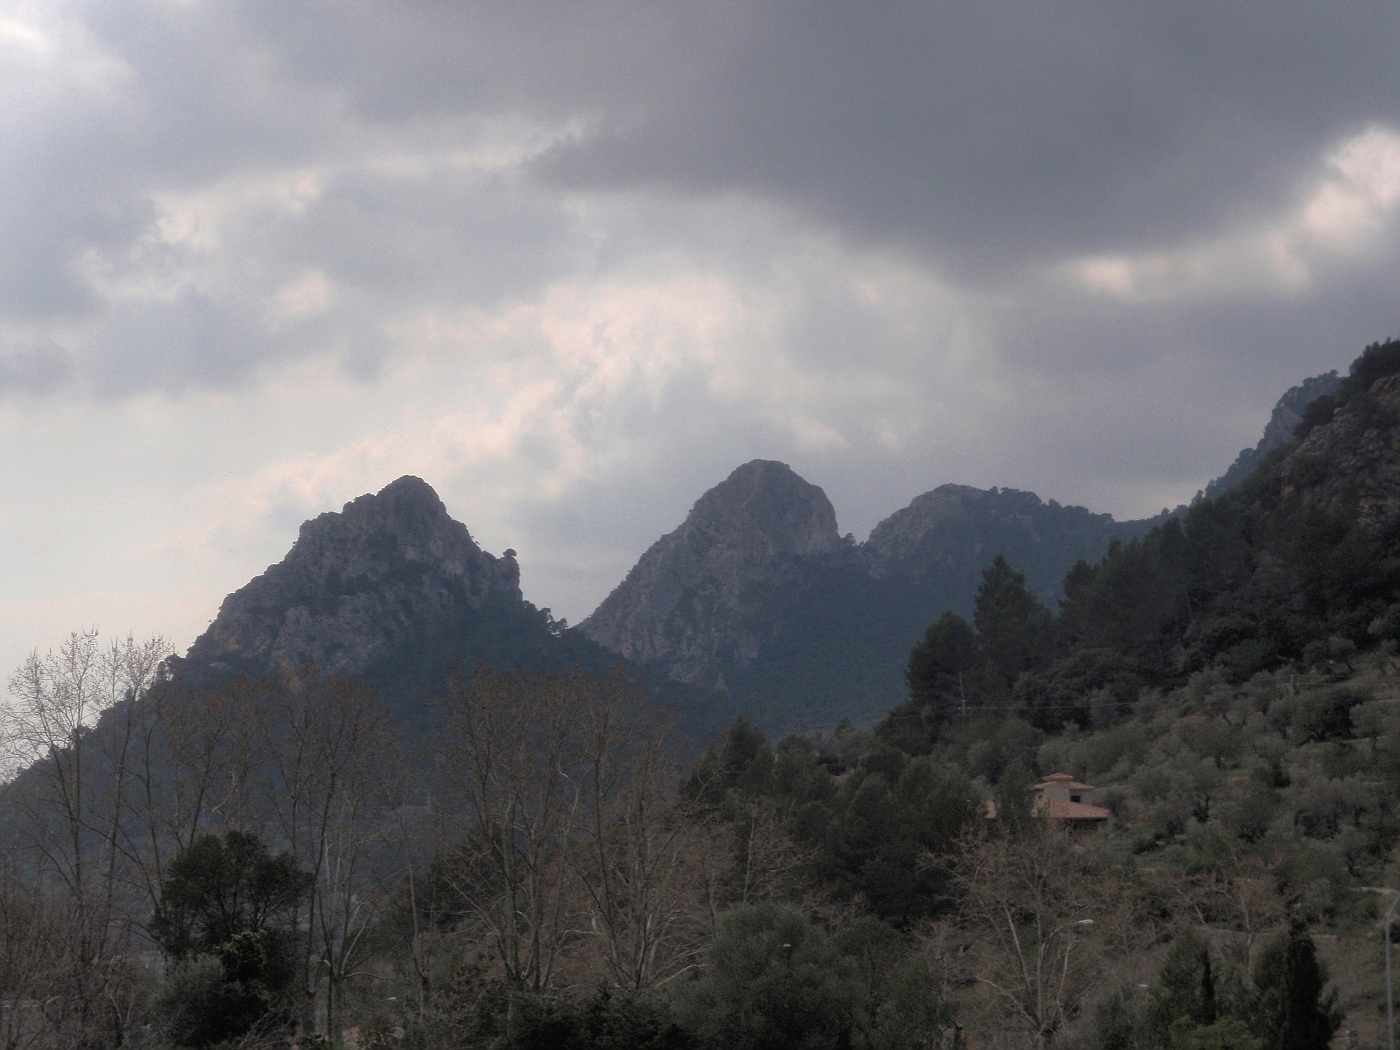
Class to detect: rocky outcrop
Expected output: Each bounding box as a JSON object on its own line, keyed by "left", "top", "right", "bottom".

{"left": 863, "top": 485, "right": 989, "bottom": 570}
{"left": 862, "top": 484, "right": 1149, "bottom": 602}
{"left": 184, "top": 475, "right": 521, "bottom": 678}
{"left": 577, "top": 460, "right": 846, "bottom": 687}
{"left": 1203, "top": 370, "right": 1342, "bottom": 501}
{"left": 1279, "top": 371, "right": 1400, "bottom": 535}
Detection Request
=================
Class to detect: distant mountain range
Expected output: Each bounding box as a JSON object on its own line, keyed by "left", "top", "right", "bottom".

{"left": 576, "top": 370, "right": 1343, "bottom": 730}
{"left": 170, "top": 369, "right": 1342, "bottom": 737}
{"left": 575, "top": 465, "right": 1160, "bottom": 730}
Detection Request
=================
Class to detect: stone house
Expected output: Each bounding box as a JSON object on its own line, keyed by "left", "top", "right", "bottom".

{"left": 1031, "top": 772, "right": 1111, "bottom": 831}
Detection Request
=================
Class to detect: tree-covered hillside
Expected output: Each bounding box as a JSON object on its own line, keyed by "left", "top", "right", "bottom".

{"left": 722, "top": 488, "right": 1162, "bottom": 733}
{"left": 882, "top": 339, "right": 1400, "bottom": 743}
{"left": 581, "top": 369, "right": 1342, "bottom": 735}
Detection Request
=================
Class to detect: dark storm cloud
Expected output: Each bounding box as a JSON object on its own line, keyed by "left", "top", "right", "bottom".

{"left": 10, "top": 0, "right": 1400, "bottom": 395}
{"left": 211, "top": 1, "right": 1400, "bottom": 274}
{"left": 284, "top": 166, "right": 582, "bottom": 308}
{"left": 532, "top": 3, "right": 1400, "bottom": 273}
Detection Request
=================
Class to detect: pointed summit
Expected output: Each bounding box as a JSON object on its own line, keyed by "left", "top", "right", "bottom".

{"left": 577, "top": 460, "right": 842, "bottom": 685}
{"left": 183, "top": 476, "right": 520, "bottom": 681}
{"left": 683, "top": 459, "right": 841, "bottom": 561}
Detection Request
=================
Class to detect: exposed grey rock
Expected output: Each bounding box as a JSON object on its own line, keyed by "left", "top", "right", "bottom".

{"left": 862, "top": 484, "right": 989, "bottom": 572}
{"left": 1280, "top": 372, "right": 1400, "bottom": 535}
{"left": 576, "top": 460, "right": 1153, "bottom": 720}
{"left": 185, "top": 475, "right": 520, "bottom": 678}
{"left": 1202, "top": 370, "right": 1342, "bottom": 501}
{"left": 577, "top": 460, "right": 844, "bottom": 686}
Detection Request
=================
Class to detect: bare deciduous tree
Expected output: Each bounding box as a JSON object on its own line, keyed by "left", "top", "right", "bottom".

{"left": 1169, "top": 845, "right": 1286, "bottom": 973}
{"left": 949, "top": 828, "right": 1153, "bottom": 1050}
{"left": 1, "top": 629, "right": 171, "bottom": 1049}
{"left": 247, "top": 669, "right": 400, "bottom": 1036}
{"left": 435, "top": 667, "right": 592, "bottom": 993}
{"left": 572, "top": 678, "right": 709, "bottom": 991}
{"left": 0, "top": 860, "right": 74, "bottom": 1050}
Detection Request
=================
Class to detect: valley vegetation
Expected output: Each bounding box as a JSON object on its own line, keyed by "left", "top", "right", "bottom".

{"left": 8, "top": 339, "right": 1400, "bottom": 1050}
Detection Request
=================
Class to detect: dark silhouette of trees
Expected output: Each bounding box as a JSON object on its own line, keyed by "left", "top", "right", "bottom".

{"left": 150, "top": 830, "right": 310, "bottom": 965}
{"left": 1245, "top": 925, "right": 1341, "bottom": 1050}
{"left": 904, "top": 612, "right": 982, "bottom": 730}
{"left": 974, "top": 555, "right": 1052, "bottom": 700}
{"left": 150, "top": 831, "right": 312, "bottom": 1047}
{"left": 1146, "top": 933, "right": 1219, "bottom": 1043}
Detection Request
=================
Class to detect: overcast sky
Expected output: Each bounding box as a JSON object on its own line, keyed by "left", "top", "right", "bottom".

{"left": 4, "top": 1, "right": 1400, "bottom": 673}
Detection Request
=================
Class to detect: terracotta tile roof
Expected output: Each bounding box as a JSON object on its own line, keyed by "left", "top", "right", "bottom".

{"left": 1039, "top": 799, "right": 1110, "bottom": 821}
{"left": 1034, "top": 773, "right": 1097, "bottom": 792}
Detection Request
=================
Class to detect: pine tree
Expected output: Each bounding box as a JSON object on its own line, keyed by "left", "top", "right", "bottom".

{"left": 973, "top": 555, "right": 1052, "bottom": 699}
{"left": 905, "top": 611, "right": 983, "bottom": 725}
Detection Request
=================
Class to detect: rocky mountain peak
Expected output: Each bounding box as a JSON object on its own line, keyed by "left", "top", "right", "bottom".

{"left": 184, "top": 476, "right": 520, "bottom": 678}
{"left": 334, "top": 473, "right": 448, "bottom": 533}
{"left": 686, "top": 459, "right": 841, "bottom": 560}
{"left": 287, "top": 474, "right": 519, "bottom": 590}
{"left": 863, "top": 484, "right": 998, "bottom": 570}
{"left": 575, "top": 460, "right": 843, "bottom": 683}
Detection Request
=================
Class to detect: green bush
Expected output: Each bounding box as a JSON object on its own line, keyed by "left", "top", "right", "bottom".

{"left": 679, "top": 904, "right": 867, "bottom": 1050}
{"left": 155, "top": 949, "right": 273, "bottom": 1048}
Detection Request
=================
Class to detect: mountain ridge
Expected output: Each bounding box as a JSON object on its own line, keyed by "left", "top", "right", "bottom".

{"left": 574, "top": 369, "right": 1343, "bottom": 730}
{"left": 1202, "top": 369, "right": 1343, "bottom": 501}
{"left": 172, "top": 475, "right": 728, "bottom": 739}
{"left": 576, "top": 467, "right": 1159, "bottom": 729}
{"left": 166, "top": 365, "right": 1345, "bottom": 737}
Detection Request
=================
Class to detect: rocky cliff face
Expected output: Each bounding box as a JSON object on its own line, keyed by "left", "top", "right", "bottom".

{"left": 578, "top": 460, "right": 845, "bottom": 687}
{"left": 1279, "top": 371, "right": 1400, "bottom": 535}
{"left": 184, "top": 475, "right": 522, "bottom": 679}
{"left": 1202, "top": 370, "right": 1342, "bottom": 501}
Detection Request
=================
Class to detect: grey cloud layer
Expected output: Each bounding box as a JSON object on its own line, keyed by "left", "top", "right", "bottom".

{"left": 233, "top": 3, "right": 1400, "bottom": 268}
{"left": 534, "top": 3, "right": 1400, "bottom": 271}
{"left": 8, "top": 1, "right": 1399, "bottom": 396}
{"left": 0, "top": 340, "right": 71, "bottom": 394}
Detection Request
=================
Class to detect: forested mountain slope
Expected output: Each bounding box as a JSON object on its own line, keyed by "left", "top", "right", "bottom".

{"left": 883, "top": 339, "right": 1400, "bottom": 743}
{"left": 172, "top": 475, "right": 724, "bottom": 736}
{"left": 578, "top": 370, "right": 1343, "bottom": 732}
{"left": 578, "top": 466, "right": 1160, "bottom": 731}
